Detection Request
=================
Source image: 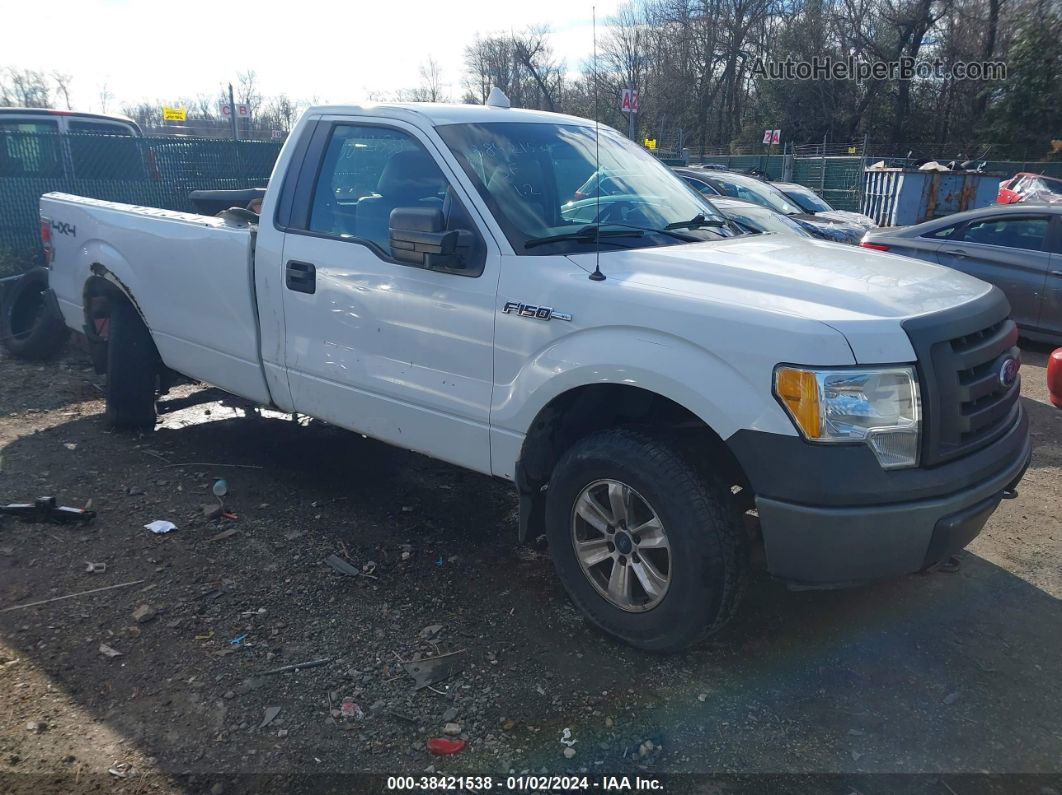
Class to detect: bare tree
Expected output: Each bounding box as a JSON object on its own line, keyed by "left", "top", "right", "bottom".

{"left": 51, "top": 72, "right": 73, "bottom": 110}
{"left": 98, "top": 80, "right": 113, "bottom": 114}
{"left": 237, "top": 70, "right": 263, "bottom": 121}
{"left": 419, "top": 57, "right": 447, "bottom": 102}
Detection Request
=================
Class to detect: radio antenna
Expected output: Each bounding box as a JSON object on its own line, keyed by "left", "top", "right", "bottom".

{"left": 589, "top": 5, "right": 605, "bottom": 282}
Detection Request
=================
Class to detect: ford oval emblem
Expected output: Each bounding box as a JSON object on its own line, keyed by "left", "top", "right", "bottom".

{"left": 998, "top": 357, "right": 1019, "bottom": 388}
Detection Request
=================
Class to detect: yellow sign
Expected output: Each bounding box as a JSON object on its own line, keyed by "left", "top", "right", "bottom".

{"left": 644, "top": 138, "right": 657, "bottom": 150}
{"left": 162, "top": 106, "right": 187, "bottom": 122}
{"left": 847, "top": 146, "right": 857, "bottom": 154}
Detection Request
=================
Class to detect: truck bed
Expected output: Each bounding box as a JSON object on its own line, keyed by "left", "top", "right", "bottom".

{"left": 42, "top": 192, "right": 272, "bottom": 404}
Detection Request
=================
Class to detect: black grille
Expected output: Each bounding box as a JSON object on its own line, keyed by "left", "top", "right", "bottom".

{"left": 903, "top": 289, "right": 1021, "bottom": 466}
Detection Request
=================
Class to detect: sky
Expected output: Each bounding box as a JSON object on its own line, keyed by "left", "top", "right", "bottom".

{"left": 9, "top": 0, "right": 620, "bottom": 113}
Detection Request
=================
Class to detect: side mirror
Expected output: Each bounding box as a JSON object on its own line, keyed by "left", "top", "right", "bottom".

{"left": 389, "top": 207, "right": 460, "bottom": 269}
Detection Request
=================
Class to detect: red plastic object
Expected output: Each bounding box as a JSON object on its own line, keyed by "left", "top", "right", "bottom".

{"left": 426, "top": 738, "right": 466, "bottom": 755}
{"left": 1048, "top": 348, "right": 1062, "bottom": 409}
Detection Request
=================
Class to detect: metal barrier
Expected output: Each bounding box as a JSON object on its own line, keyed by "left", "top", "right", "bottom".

{"left": 0, "top": 131, "right": 281, "bottom": 274}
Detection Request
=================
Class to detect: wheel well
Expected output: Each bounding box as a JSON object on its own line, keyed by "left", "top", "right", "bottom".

{"left": 515, "top": 384, "right": 751, "bottom": 541}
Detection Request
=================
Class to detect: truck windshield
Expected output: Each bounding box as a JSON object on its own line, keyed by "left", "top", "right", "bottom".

{"left": 436, "top": 122, "right": 734, "bottom": 254}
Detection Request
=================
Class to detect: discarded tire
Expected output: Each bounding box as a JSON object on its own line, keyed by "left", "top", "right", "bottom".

{"left": 0, "top": 267, "right": 69, "bottom": 360}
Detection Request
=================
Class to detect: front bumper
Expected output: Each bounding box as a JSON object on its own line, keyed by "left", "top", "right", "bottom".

{"left": 745, "top": 414, "right": 1031, "bottom": 584}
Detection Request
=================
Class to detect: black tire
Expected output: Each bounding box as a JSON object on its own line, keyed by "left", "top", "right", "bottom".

{"left": 105, "top": 299, "right": 159, "bottom": 429}
{"left": 545, "top": 428, "right": 749, "bottom": 652}
{"left": 0, "top": 268, "right": 69, "bottom": 360}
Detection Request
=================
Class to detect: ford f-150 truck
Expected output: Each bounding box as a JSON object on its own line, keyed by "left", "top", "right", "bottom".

{"left": 40, "top": 95, "right": 1031, "bottom": 651}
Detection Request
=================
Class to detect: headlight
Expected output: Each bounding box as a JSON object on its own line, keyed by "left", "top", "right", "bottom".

{"left": 774, "top": 365, "right": 921, "bottom": 469}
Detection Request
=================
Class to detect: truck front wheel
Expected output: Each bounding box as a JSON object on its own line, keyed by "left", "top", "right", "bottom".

{"left": 105, "top": 299, "right": 159, "bottom": 429}
{"left": 545, "top": 428, "right": 748, "bottom": 652}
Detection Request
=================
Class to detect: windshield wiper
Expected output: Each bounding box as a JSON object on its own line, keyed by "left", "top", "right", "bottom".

{"left": 664, "top": 213, "right": 728, "bottom": 230}
{"left": 524, "top": 225, "right": 644, "bottom": 250}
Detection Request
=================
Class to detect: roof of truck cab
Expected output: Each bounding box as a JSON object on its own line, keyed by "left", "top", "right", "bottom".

{"left": 303, "top": 102, "right": 596, "bottom": 128}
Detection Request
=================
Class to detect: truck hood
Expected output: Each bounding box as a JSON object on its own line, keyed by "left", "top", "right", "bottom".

{"left": 567, "top": 234, "right": 992, "bottom": 363}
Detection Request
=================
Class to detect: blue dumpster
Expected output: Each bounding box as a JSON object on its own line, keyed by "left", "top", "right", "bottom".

{"left": 861, "top": 169, "right": 1001, "bottom": 227}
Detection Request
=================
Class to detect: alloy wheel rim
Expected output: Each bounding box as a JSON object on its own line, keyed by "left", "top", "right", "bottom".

{"left": 570, "top": 479, "right": 672, "bottom": 612}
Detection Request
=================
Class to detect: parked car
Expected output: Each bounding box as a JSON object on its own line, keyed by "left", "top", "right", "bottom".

{"left": 708, "top": 196, "right": 814, "bottom": 238}
{"left": 1049, "top": 349, "right": 1062, "bottom": 408}
{"left": 684, "top": 169, "right": 865, "bottom": 244}
{"left": 41, "top": 97, "right": 1030, "bottom": 651}
{"left": 0, "top": 108, "right": 151, "bottom": 181}
{"left": 996, "top": 172, "right": 1062, "bottom": 206}
{"left": 673, "top": 166, "right": 723, "bottom": 197}
{"left": 772, "top": 181, "right": 877, "bottom": 229}
{"left": 861, "top": 205, "right": 1062, "bottom": 342}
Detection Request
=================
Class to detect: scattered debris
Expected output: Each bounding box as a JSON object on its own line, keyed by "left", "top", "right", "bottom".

{"left": 563, "top": 747, "right": 576, "bottom": 759}
{"left": 25, "top": 720, "right": 47, "bottom": 734}
{"left": 108, "top": 761, "right": 131, "bottom": 778}
{"left": 98, "top": 643, "right": 123, "bottom": 658}
{"left": 208, "top": 527, "right": 240, "bottom": 542}
{"left": 560, "top": 727, "right": 577, "bottom": 747}
{"left": 144, "top": 520, "right": 177, "bottom": 534}
{"left": 419, "top": 624, "right": 443, "bottom": 639}
{"left": 403, "top": 651, "right": 465, "bottom": 690}
{"left": 426, "top": 737, "right": 466, "bottom": 755}
{"left": 63, "top": 442, "right": 78, "bottom": 450}
{"left": 258, "top": 658, "right": 332, "bottom": 676}
{"left": 202, "top": 504, "right": 223, "bottom": 520}
{"left": 260, "top": 706, "right": 281, "bottom": 728}
{"left": 229, "top": 634, "right": 247, "bottom": 646}
{"left": 340, "top": 698, "right": 364, "bottom": 720}
{"left": 325, "top": 554, "right": 364, "bottom": 578}
{"left": 84, "top": 561, "right": 106, "bottom": 574}
{"left": 443, "top": 722, "right": 461, "bottom": 736}
{"left": 0, "top": 496, "right": 96, "bottom": 524}
{"left": 442, "top": 707, "right": 459, "bottom": 722}
{"left": 195, "top": 631, "right": 214, "bottom": 641}
{"left": 0, "top": 579, "right": 145, "bottom": 613}
{"left": 132, "top": 604, "right": 157, "bottom": 623}
{"left": 212, "top": 479, "right": 229, "bottom": 499}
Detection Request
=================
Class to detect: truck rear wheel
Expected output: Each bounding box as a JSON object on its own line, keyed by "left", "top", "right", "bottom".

{"left": 105, "top": 299, "right": 159, "bottom": 429}
{"left": 545, "top": 428, "right": 748, "bottom": 652}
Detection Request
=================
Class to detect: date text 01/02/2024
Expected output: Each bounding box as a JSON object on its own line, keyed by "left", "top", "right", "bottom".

{"left": 385, "top": 775, "right": 664, "bottom": 790}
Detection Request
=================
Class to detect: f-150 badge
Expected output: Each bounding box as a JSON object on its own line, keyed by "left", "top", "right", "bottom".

{"left": 502, "top": 301, "right": 572, "bottom": 322}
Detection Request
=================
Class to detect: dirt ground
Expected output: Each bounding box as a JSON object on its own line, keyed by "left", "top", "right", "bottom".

{"left": 0, "top": 339, "right": 1059, "bottom": 794}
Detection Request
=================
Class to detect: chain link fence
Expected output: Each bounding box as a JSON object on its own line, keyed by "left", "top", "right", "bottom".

{"left": 1, "top": 131, "right": 281, "bottom": 274}
{"left": 4, "top": 129, "right": 1061, "bottom": 274}
{"left": 687, "top": 140, "right": 1061, "bottom": 212}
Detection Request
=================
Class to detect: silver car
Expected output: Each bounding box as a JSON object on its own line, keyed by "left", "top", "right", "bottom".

{"left": 861, "top": 204, "right": 1062, "bottom": 342}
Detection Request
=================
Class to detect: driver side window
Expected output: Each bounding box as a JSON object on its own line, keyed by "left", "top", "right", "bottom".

{"left": 305, "top": 124, "right": 485, "bottom": 273}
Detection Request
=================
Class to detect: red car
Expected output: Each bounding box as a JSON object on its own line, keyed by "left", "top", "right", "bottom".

{"left": 1050, "top": 348, "right": 1062, "bottom": 408}
{"left": 997, "top": 172, "right": 1062, "bottom": 206}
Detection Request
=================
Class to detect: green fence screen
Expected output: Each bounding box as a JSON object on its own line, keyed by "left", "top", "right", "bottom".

{"left": 1, "top": 131, "right": 281, "bottom": 274}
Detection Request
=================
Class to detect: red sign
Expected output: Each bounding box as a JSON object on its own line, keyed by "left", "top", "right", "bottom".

{"left": 772, "top": 129, "right": 781, "bottom": 144}
{"left": 620, "top": 89, "right": 639, "bottom": 114}
{"left": 220, "top": 103, "right": 251, "bottom": 119}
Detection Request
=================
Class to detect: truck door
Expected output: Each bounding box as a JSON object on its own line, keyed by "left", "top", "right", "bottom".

{"left": 277, "top": 118, "right": 497, "bottom": 474}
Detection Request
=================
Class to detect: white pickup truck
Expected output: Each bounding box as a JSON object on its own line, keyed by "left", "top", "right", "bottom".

{"left": 40, "top": 97, "right": 1030, "bottom": 651}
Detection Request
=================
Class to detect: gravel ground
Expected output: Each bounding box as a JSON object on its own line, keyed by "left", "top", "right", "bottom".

{"left": 0, "top": 340, "right": 1059, "bottom": 794}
